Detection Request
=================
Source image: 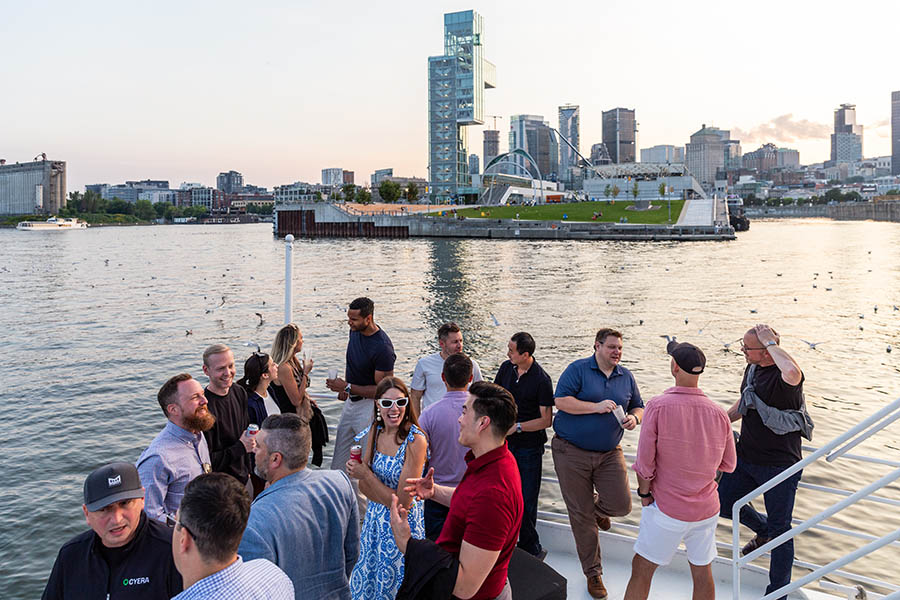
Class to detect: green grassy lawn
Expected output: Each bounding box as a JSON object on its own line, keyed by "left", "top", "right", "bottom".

{"left": 429, "top": 200, "right": 685, "bottom": 224}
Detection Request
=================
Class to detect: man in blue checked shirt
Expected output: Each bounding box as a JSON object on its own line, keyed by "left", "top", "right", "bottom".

{"left": 171, "top": 473, "right": 293, "bottom": 600}
{"left": 137, "top": 374, "right": 213, "bottom": 523}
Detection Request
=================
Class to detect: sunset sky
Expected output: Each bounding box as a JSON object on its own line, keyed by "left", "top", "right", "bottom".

{"left": 1, "top": 0, "right": 897, "bottom": 192}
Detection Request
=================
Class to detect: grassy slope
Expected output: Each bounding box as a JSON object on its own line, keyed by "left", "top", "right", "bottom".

{"left": 429, "top": 200, "right": 685, "bottom": 224}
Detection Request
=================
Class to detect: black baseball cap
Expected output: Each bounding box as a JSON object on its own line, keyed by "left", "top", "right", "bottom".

{"left": 83, "top": 462, "right": 144, "bottom": 511}
{"left": 667, "top": 340, "right": 706, "bottom": 374}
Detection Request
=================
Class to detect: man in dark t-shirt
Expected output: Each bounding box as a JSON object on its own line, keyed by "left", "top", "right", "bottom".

{"left": 493, "top": 331, "right": 554, "bottom": 558}
{"left": 719, "top": 324, "right": 804, "bottom": 600}
{"left": 202, "top": 344, "right": 256, "bottom": 486}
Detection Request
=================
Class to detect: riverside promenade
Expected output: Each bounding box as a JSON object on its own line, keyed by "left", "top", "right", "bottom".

{"left": 274, "top": 200, "right": 735, "bottom": 241}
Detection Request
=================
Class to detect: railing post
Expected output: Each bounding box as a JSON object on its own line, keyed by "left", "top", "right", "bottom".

{"left": 284, "top": 234, "right": 294, "bottom": 324}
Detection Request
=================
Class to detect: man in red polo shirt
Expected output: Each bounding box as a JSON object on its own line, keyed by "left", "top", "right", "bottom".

{"left": 391, "top": 381, "right": 523, "bottom": 600}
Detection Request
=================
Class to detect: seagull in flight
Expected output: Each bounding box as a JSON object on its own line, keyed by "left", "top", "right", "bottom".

{"left": 255, "top": 312, "right": 265, "bottom": 326}
{"left": 206, "top": 296, "right": 226, "bottom": 314}
{"left": 490, "top": 313, "right": 501, "bottom": 327}
{"left": 800, "top": 339, "right": 826, "bottom": 349}
{"left": 243, "top": 341, "right": 261, "bottom": 353}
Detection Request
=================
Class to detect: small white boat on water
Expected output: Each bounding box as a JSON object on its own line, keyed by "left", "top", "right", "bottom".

{"left": 16, "top": 217, "right": 88, "bottom": 230}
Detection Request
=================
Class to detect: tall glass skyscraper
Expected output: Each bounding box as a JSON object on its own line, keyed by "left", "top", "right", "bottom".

{"left": 428, "top": 10, "right": 496, "bottom": 203}
{"left": 830, "top": 104, "right": 863, "bottom": 164}
{"left": 558, "top": 104, "right": 580, "bottom": 184}
{"left": 509, "top": 115, "right": 559, "bottom": 180}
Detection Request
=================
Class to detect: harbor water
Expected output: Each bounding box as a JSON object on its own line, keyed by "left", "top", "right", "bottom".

{"left": 1, "top": 219, "right": 899, "bottom": 598}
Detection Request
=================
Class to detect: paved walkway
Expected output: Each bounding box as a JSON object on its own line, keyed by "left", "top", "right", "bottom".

{"left": 676, "top": 197, "right": 715, "bottom": 226}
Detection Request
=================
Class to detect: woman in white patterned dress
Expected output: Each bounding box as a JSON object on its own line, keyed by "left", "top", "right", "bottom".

{"left": 346, "top": 377, "right": 427, "bottom": 600}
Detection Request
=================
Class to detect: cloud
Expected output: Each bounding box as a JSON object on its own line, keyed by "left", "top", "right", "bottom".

{"left": 731, "top": 114, "right": 831, "bottom": 144}
{"left": 866, "top": 119, "right": 889, "bottom": 129}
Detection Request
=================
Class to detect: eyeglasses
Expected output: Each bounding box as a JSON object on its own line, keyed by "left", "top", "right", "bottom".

{"left": 740, "top": 344, "right": 766, "bottom": 351}
{"left": 378, "top": 397, "right": 409, "bottom": 409}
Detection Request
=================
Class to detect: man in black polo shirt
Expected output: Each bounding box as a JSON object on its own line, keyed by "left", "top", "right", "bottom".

{"left": 326, "top": 297, "right": 396, "bottom": 471}
{"left": 719, "top": 324, "right": 806, "bottom": 600}
{"left": 42, "top": 462, "right": 182, "bottom": 599}
{"left": 202, "top": 344, "right": 256, "bottom": 487}
{"left": 494, "top": 331, "right": 554, "bottom": 558}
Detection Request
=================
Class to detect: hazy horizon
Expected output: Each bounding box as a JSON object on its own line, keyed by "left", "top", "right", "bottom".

{"left": 1, "top": 0, "right": 897, "bottom": 192}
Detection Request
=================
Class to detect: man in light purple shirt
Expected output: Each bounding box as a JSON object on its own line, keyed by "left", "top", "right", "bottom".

{"left": 417, "top": 352, "right": 474, "bottom": 539}
{"left": 624, "top": 341, "right": 736, "bottom": 600}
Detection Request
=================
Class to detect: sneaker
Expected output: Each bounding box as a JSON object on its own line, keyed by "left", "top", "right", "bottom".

{"left": 741, "top": 534, "right": 771, "bottom": 556}
{"left": 536, "top": 548, "right": 548, "bottom": 561}
{"left": 587, "top": 574, "right": 608, "bottom": 599}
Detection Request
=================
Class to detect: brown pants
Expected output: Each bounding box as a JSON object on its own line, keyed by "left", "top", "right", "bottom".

{"left": 551, "top": 436, "right": 632, "bottom": 577}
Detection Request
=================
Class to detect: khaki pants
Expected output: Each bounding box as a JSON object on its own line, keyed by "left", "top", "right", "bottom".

{"left": 551, "top": 436, "right": 632, "bottom": 577}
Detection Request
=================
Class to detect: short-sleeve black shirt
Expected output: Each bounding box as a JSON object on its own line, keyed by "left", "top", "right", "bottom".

{"left": 738, "top": 363, "right": 804, "bottom": 466}
{"left": 494, "top": 359, "right": 554, "bottom": 449}
{"left": 346, "top": 327, "right": 396, "bottom": 387}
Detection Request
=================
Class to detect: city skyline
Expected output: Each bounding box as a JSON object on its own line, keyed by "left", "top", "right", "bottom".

{"left": 1, "top": 0, "right": 897, "bottom": 192}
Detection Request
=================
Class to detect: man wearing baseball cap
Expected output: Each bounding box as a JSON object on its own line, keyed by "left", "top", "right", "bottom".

{"left": 623, "top": 341, "right": 736, "bottom": 600}
{"left": 42, "top": 462, "right": 182, "bottom": 600}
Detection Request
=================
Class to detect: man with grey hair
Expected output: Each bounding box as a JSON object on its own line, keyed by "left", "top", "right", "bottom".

{"left": 238, "top": 413, "right": 360, "bottom": 600}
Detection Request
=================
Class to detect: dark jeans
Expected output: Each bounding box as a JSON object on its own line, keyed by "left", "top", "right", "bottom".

{"left": 424, "top": 499, "right": 450, "bottom": 541}
{"left": 718, "top": 458, "right": 802, "bottom": 600}
{"left": 510, "top": 444, "right": 544, "bottom": 556}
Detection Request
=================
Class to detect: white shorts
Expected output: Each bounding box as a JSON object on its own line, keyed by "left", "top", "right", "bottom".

{"left": 633, "top": 502, "right": 719, "bottom": 566}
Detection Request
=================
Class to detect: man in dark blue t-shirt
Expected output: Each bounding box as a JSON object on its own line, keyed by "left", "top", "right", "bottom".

{"left": 552, "top": 328, "right": 643, "bottom": 599}
{"left": 326, "top": 297, "right": 396, "bottom": 474}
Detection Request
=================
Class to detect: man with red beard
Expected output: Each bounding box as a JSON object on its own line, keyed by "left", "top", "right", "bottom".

{"left": 137, "top": 374, "right": 216, "bottom": 523}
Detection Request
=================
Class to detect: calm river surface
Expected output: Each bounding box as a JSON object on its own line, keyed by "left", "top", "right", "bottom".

{"left": 2, "top": 219, "right": 899, "bottom": 597}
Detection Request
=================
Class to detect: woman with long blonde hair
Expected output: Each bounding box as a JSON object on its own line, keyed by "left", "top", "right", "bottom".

{"left": 270, "top": 323, "right": 313, "bottom": 423}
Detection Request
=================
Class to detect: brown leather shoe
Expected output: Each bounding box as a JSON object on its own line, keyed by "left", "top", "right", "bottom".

{"left": 587, "top": 574, "right": 608, "bottom": 599}
{"left": 741, "top": 534, "right": 771, "bottom": 556}
{"left": 595, "top": 515, "right": 611, "bottom": 531}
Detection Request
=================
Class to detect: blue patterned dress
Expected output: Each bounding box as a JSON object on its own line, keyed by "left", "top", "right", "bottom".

{"left": 349, "top": 424, "right": 426, "bottom": 600}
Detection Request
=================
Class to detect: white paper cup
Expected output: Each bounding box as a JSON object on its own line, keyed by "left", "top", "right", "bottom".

{"left": 612, "top": 405, "right": 626, "bottom": 428}
{"left": 328, "top": 368, "right": 338, "bottom": 380}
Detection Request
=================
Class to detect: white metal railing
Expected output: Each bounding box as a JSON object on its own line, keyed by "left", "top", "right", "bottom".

{"left": 731, "top": 397, "right": 900, "bottom": 600}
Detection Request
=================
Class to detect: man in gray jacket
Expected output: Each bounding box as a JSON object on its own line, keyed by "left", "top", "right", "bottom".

{"left": 238, "top": 413, "right": 359, "bottom": 600}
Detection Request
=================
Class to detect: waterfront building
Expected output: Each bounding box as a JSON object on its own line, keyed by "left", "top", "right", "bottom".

{"left": 187, "top": 187, "right": 227, "bottom": 212}
{"left": 138, "top": 189, "right": 178, "bottom": 204}
{"left": 428, "top": 10, "right": 496, "bottom": 203}
{"left": 558, "top": 104, "right": 580, "bottom": 183}
{"left": 0, "top": 157, "right": 67, "bottom": 215}
{"left": 371, "top": 168, "right": 393, "bottom": 187}
{"left": 216, "top": 171, "right": 244, "bottom": 194}
{"left": 483, "top": 130, "right": 500, "bottom": 172}
{"left": 85, "top": 184, "right": 108, "bottom": 197}
{"left": 590, "top": 143, "right": 612, "bottom": 166}
{"left": 777, "top": 148, "right": 800, "bottom": 169}
{"left": 322, "top": 168, "right": 344, "bottom": 187}
{"left": 509, "top": 114, "right": 559, "bottom": 180}
{"left": 743, "top": 144, "right": 778, "bottom": 173}
{"left": 892, "top": 91, "right": 900, "bottom": 176}
{"left": 469, "top": 154, "right": 480, "bottom": 176}
{"left": 582, "top": 163, "right": 707, "bottom": 203}
{"left": 640, "top": 145, "right": 684, "bottom": 164}
{"left": 343, "top": 171, "right": 354, "bottom": 185}
{"left": 602, "top": 108, "right": 637, "bottom": 164}
{"left": 103, "top": 185, "right": 139, "bottom": 203}
{"left": 830, "top": 104, "right": 863, "bottom": 165}
{"left": 371, "top": 175, "right": 428, "bottom": 202}
{"left": 274, "top": 183, "right": 318, "bottom": 205}
{"left": 685, "top": 125, "right": 738, "bottom": 191}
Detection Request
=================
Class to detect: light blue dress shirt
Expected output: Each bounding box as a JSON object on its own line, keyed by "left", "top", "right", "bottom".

{"left": 172, "top": 556, "right": 294, "bottom": 600}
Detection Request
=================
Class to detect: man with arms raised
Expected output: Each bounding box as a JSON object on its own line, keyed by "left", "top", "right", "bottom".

{"left": 552, "top": 328, "right": 644, "bottom": 599}
{"left": 326, "top": 297, "right": 396, "bottom": 471}
{"left": 43, "top": 462, "right": 182, "bottom": 599}
{"left": 202, "top": 344, "right": 256, "bottom": 487}
{"left": 171, "top": 472, "right": 293, "bottom": 599}
{"left": 137, "top": 373, "right": 213, "bottom": 523}
{"left": 624, "top": 341, "right": 736, "bottom": 600}
{"left": 239, "top": 413, "right": 360, "bottom": 599}
{"left": 719, "top": 324, "right": 808, "bottom": 600}
{"left": 494, "top": 331, "right": 554, "bottom": 559}
{"left": 411, "top": 322, "right": 483, "bottom": 415}
{"left": 391, "top": 381, "right": 523, "bottom": 600}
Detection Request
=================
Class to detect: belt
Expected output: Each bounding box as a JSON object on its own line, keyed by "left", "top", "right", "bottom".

{"left": 349, "top": 395, "right": 365, "bottom": 402}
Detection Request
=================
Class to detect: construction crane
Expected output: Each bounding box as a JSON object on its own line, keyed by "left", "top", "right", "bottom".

{"left": 484, "top": 115, "right": 502, "bottom": 129}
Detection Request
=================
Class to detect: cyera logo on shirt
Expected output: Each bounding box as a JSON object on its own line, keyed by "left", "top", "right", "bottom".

{"left": 122, "top": 577, "right": 150, "bottom": 586}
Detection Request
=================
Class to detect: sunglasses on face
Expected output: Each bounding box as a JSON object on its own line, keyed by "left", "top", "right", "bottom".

{"left": 379, "top": 397, "right": 409, "bottom": 409}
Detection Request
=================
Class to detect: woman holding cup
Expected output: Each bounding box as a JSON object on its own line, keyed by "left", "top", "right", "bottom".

{"left": 269, "top": 323, "right": 313, "bottom": 423}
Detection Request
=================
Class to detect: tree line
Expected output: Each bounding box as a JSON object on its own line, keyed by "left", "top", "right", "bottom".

{"left": 61, "top": 191, "right": 273, "bottom": 222}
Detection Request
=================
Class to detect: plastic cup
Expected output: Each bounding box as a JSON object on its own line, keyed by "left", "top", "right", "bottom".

{"left": 328, "top": 368, "right": 338, "bottom": 380}
{"left": 612, "top": 405, "right": 626, "bottom": 427}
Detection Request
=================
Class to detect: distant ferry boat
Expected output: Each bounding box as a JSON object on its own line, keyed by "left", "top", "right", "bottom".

{"left": 16, "top": 217, "right": 88, "bottom": 231}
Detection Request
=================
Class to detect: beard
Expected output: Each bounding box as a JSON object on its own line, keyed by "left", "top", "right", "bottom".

{"left": 184, "top": 409, "right": 216, "bottom": 432}
{"left": 254, "top": 462, "right": 268, "bottom": 481}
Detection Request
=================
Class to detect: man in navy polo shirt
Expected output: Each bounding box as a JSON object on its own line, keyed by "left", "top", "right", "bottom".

{"left": 552, "top": 328, "right": 644, "bottom": 599}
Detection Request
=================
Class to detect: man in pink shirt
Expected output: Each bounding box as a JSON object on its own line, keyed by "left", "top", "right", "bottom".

{"left": 624, "top": 341, "right": 736, "bottom": 600}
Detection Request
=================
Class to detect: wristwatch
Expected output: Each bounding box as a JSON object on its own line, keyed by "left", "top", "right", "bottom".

{"left": 344, "top": 383, "right": 352, "bottom": 394}
{"left": 637, "top": 490, "right": 653, "bottom": 498}
{"left": 515, "top": 423, "right": 523, "bottom": 434}
{"left": 765, "top": 340, "right": 777, "bottom": 348}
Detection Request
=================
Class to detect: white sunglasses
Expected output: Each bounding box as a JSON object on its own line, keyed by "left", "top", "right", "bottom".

{"left": 378, "top": 397, "right": 409, "bottom": 409}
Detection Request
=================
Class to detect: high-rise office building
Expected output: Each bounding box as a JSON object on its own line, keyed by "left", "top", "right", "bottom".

{"left": 830, "top": 104, "right": 863, "bottom": 164}
{"left": 428, "top": 10, "right": 496, "bottom": 203}
{"left": 321, "top": 168, "right": 343, "bottom": 187}
{"left": 468, "top": 154, "right": 480, "bottom": 175}
{"left": 483, "top": 130, "right": 500, "bottom": 172}
{"left": 216, "top": 171, "right": 244, "bottom": 194}
{"left": 685, "top": 125, "right": 737, "bottom": 190}
{"left": 509, "top": 115, "right": 559, "bottom": 180}
{"left": 0, "top": 157, "right": 67, "bottom": 215}
{"left": 602, "top": 108, "right": 637, "bottom": 164}
{"left": 892, "top": 92, "right": 900, "bottom": 176}
{"left": 640, "top": 145, "right": 684, "bottom": 164}
{"left": 342, "top": 171, "right": 354, "bottom": 185}
{"left": 558, "top": 104, "right": 580, "bottom": 182}
{"left": 590, "top": 143, "right": 612, "bottom": 166}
